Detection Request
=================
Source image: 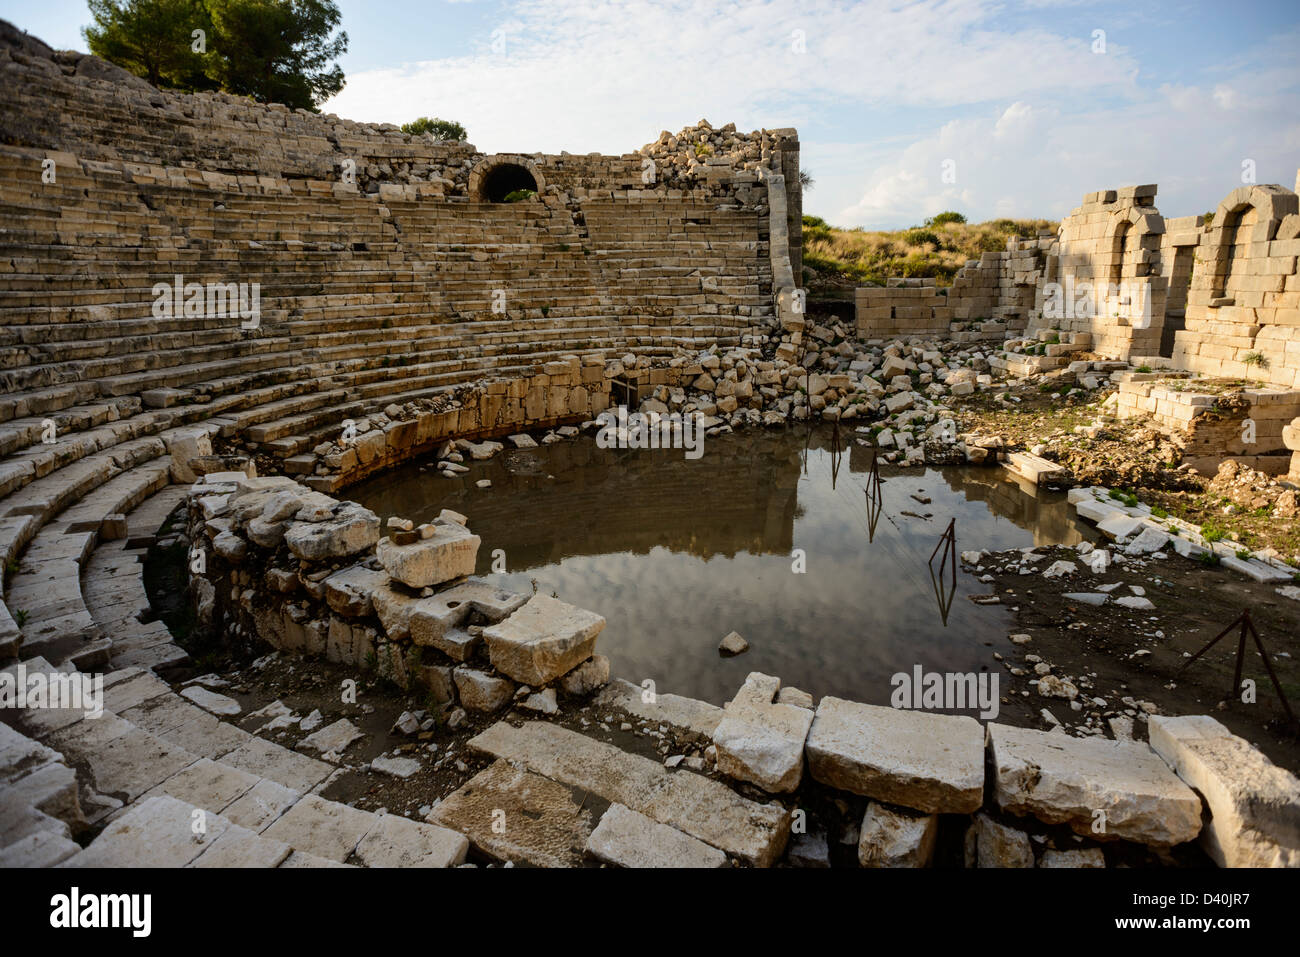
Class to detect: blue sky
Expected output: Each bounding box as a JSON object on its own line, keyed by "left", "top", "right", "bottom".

{"left": 4, "top": 0, "right": 1298, "bottom": 228}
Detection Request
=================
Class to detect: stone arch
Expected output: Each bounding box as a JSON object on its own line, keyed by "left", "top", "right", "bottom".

{"left": 1203, "top": 184, "right": 1299, "bottom": 300}
{"left": 467, "top": 154, "right": 547, "bottom": 203}
{"left": 1102, "top": 204, "right": 1162, "bottom": 284}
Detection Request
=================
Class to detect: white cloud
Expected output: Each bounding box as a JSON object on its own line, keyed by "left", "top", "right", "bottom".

{"left": 321, "top": 1, "right": 1298, "bottom": 228}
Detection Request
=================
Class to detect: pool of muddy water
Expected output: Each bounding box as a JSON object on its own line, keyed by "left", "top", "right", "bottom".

{"left": 351, "top": 428, "right": 1096, "bottom": 708}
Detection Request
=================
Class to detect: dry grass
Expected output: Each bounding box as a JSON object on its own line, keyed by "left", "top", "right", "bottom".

{"left": 802, "top": 215, "right": 1056, "bottom": 290}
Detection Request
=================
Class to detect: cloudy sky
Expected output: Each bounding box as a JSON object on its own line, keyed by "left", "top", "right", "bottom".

{"left": 6, "top": 0, "right": 1299, "bottom": 228}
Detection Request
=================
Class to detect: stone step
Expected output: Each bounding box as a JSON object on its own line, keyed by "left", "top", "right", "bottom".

{"left": 466, "top": 719, "right": 790, "bottom": 866}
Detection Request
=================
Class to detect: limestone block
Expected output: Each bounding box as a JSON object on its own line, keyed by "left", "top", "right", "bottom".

{"left": 586, "top": 803, "right": 728, "bottom": 868}
{"left": 712, "top": 672, "right": 813, "bottom": 793}
{"left": 805, "top": 697, "right": 984, "bottom": 813}
{"left": 482, "top": 595, "right": 605, "bottom": 685}
{"left": 1148, "top": 714, "right": 1300, "bottom": 867}
{"left": 858, "top": 802, "right": 938, "bottom": 868}
{"left": 376, "top": 522, "right": 480, "bottom": 588}
{"left": 166, "top": 427, "right": 213, "bottom": 484}
{"left": 988, "top": 722, "right": 1202, "bottom": 846}
{"left": 284, "top": 503, "right": 379, "bottom": 561}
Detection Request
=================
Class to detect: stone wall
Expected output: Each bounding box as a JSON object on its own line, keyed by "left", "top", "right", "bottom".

{"left": 0, "top": 20, "right": 801, "bottom": 418}
{"left": 186, "top": 473, "right": 612, "bottom": 709}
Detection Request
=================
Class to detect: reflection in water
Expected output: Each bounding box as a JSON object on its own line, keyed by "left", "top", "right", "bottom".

{"left": 351, "top": 428, "right": 1094, "bottom": 707}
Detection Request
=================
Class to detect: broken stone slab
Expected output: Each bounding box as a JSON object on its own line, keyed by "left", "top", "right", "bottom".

{"left": 298, "top": 718, "right": 363, "bottom": 756}
{"left": 987, "top": 722, "right": 1202, "bottom": 846}
{"left": 712, "top": 672, "right": 813, "bottom": 793}
{"left": 284, "top": 503, "right": 379, "bottom": 561}
{"left": 370, "top": 755, "right": 421, "bottom": 779}
{"left": 468, "top": 720, "right": 789, "bottom": 866}
{"left": 63, "top": 795, "right": 229, "bottom": 868}
{"left": 179, "top": 686, "right": 241, "bottom": 716}
{"left": 594, "top": 678, "right": 723, "bottom": 737}
{"left": 482, "top": 594, "right": 606, "bottom": 685}
{"left": 1063, "top": 592, "right": 1109, "bottom": 606}
{"left": 323, "top": 564, "right": 387, "bottom": 617}
{"left": 377, "top": 522, "right": 480, "bottom": 589}
{"left": 261, "top": 794, "right": 375, "bottom": 863}
{"left": 165, "top": 427, "right": 213, "bottom": 484}
{"left": 1124, "top": 525, "right": 1170, "bottom": 555}
{"left": 965, "top": 813, "right": 1035, "bottom": 868}
{"left": 352, "top": 811, "right": 468, "bottom": 867}
{"left": 1148, "top": 714, "right": 1300, "bottom": 867}
{"left": 431, "top": 759, "right": 595, "bottom": 868}
{"left": 1097, "top": 513, "right": 1145, "bottom": 541}
{"left": 805, "top": 697, "right": 984, "bottom": 813}
{"left": 858, "top": 802, "right": 938, "bottom": 868}
{"left": 586, "top": 803, "right": 728, "bottom": 868}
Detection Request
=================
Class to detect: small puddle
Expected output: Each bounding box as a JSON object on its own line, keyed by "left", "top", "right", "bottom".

{"left": 350, "top": 428, "right": 1095, "bottom": 708}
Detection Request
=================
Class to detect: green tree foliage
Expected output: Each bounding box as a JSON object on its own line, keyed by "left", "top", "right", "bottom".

{"left": 400, "top": 116, "right": 468, "bottom": 141}
{"left": 82, "top": 0, "right": 348, "bottom": 111}
{"left": 83, "top": 0, "right": 214, "bottom": 89}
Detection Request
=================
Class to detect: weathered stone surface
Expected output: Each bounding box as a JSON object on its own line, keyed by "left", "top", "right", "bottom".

{"left": 1148, "top": 714, "right": 1300, "bottom": 867}
{"left": 712, "top": 672, "right": 813, "bottom": 794}
{"left": 166, "top": 427, "right": 213, "bottom": 484}
{"left": 468, "top": 720, "right": 789, "bottom": 866}
{"left": 966, "top": 813, "right": 1035, "bottom": 868}
{"left": 376, "top": 522, "right": 480, "bottom": 588}
{"left": 482, "top": 594, "right": 606, "bottom": 685}
{"left": 594, "top": 679, "right": 723, "bottom": 736}
{"left": 284, "top": 503, "right": 380, "bottom": 561}
{"left": 1039, "top": 847, "right": 1106, "bottom": 868}
{"left": 718, "top": 630, "right": 749, "bottom": 656}
{"left": 64, "top": 795, "right": 228, "bottom": 867}
{"left": 586, "top": 803, "right": 728, "bottom": 868}
{"left": 261, "top": 794, "right": 374, "bottom": 862}
{"left": 323, "top": 564, "right": 386, "bottom": 617}
{"left": 370, "top": 755, "right": 421, "bottom": 779}
{"left": 858, "top": 802, "right": 938, "bottom": 868}
{"left": 431, "top": 759, "right": 595, "bottom": 868}
{"left": 180, "top": 686, "right": 241, "bottom": 716}
{"left": 988, "top": 722, "right": 1202, "bottom": 846}
{"left": 559, "top": 655, "right": 610, "bottom": 696}
{"left": 453, "top": 667, "right": 515, "bottom": 712}
{"left": 298, "top": 718, "right": 363, "bottom": 756}
{"left": 353, "top": 811, "right": 468, "bottom": 867}
{"left": 805, "top": 697, "right": 984, "bottom": 813}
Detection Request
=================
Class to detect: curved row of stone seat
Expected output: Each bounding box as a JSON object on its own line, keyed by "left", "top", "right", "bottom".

{"left": 2, "top": 658, "right": 469, "bottom": 867}
{"left": 82, "top": 484, "right": 192, "bottom": 672}
{"left": 4, "top": 450, "right": 173, "bottom": 668}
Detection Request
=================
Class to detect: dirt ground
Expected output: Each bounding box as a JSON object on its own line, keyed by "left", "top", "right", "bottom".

{"left": 964, "top": 542, "right": 1300, "bottom": 773}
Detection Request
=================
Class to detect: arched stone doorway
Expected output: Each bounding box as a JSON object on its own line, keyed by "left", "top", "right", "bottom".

{"left": 468, "top": 155, "right": 546, "bottom": 203}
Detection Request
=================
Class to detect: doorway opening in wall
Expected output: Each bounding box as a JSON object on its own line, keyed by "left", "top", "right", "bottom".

{"left": 480, "top": 163, "right": 539, "bottom": 203}
{"left": 1160, "top": 245, "right": 1194, "bottom": 357}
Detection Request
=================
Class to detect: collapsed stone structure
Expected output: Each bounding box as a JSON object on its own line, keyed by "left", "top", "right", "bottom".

{"left": 2, "top": 20, "right": 1298, "bottom": 869}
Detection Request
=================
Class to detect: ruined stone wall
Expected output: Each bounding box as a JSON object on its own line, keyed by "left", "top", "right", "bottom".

{"left": 1028, "top": 186, "right": 1168, "bottom": 358}
{"left": 1172, "top": 184, "right": 1300, "bottom": 388}
{"left": 855, "top": 279, "right": 951, "bottom": 340}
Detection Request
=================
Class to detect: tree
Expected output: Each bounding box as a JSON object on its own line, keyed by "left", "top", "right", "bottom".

{"left": 924, "top": 211, "right": 966, "bottom": 227}
{"left": 204, "top": 0, "right": 347, "bottom": 111}
{"left": 799, "top": 168, "right": 814, "bottom": 192}
{"left": 400, "top": 117, "right": 468, "bottom": 141}
{"left": 84, "top": 0, "right": 348, "bottom": 111}
{"left": 83, "top": 0, "right": 215, "bottom": 90}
